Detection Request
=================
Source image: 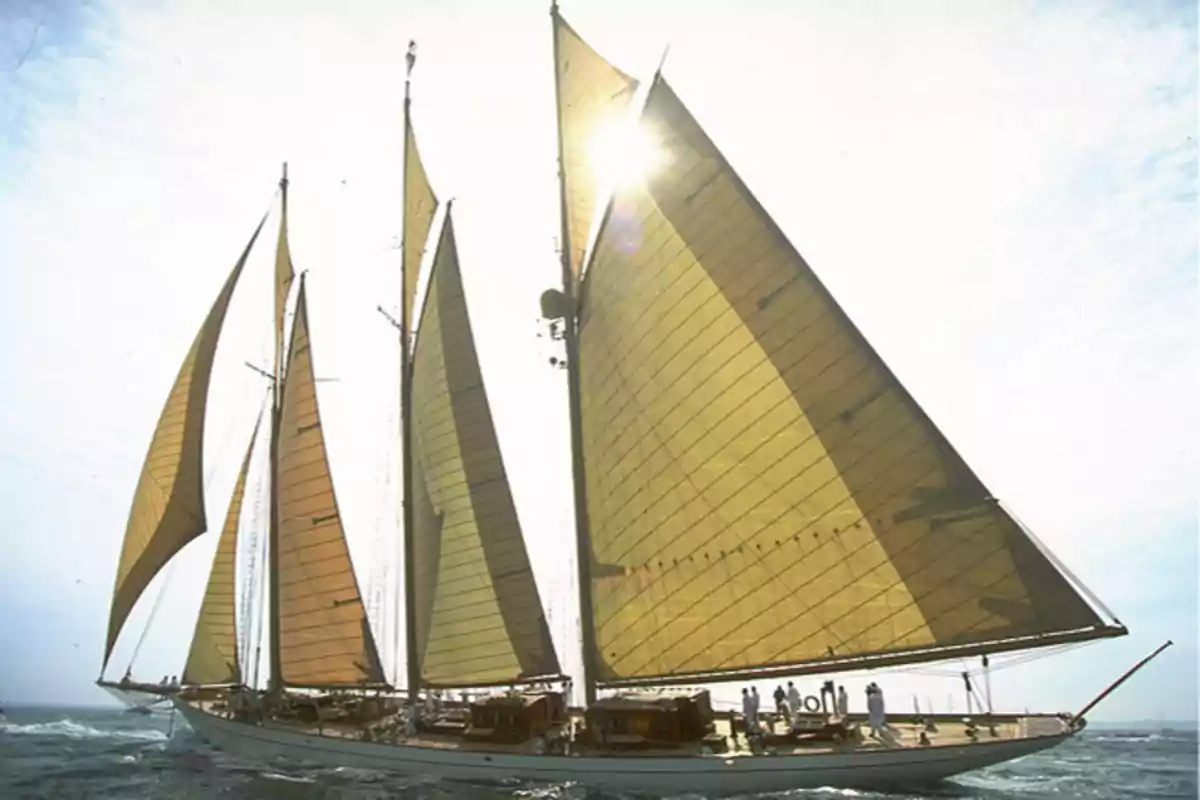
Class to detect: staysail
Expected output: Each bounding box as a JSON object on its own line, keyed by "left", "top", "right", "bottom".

{"left": 103, "top": 214, "right": 268, "bottom": 670}
{"left": 552, "top": 5, "right": 638, "bottom": 280}
{"left": 575, "top": 74, "right": 1123, "bottom": 687}
{"left": 182, "top": 410, "right": 263, "bottom": 686}
{"left": 275, "top": 276, "right": 386, "bottom": 687}
{"left": 409, "top": 207, "right": 562, "bottom": 687}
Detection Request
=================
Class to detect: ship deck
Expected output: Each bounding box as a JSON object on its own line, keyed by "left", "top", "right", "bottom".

{"left": 181, "top": 698, "right": 1069, "bottom": 758}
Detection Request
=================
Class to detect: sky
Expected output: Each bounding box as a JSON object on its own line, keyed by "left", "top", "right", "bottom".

{"left": 0, "top": 0, "right": 1195, "bottom": 723}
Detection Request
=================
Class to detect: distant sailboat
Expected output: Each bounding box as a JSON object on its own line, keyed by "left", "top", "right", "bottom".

{"left": 98, "top": 4, "right": 1172, "bottom": 794}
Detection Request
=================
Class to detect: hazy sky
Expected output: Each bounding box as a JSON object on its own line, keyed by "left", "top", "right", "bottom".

{"left": 1, "top": 0, "right": 1195, "bottom": 723}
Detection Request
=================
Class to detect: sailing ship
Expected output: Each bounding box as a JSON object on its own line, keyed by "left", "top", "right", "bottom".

{"left": 95, "top": 4, "right": 1172, "bottom": 793}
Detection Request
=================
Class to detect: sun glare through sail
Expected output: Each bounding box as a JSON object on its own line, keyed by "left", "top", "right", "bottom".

{"left": 587, "top": 115, "right": 665, "bottom": 192}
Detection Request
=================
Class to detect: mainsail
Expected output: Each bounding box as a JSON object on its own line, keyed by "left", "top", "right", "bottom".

{"left": 103, "top": 214, "right": 268, "bottom": 670}
{"left": 552, "top": 5, "right": 638, "bottom": 280}
{"left": 275, "top": 276, "right": 386, "bottom": 687}
{"left": 409, "top": 208, "right": 561, "bottom": 687}
{"left": 573, "top": 74, "right": 1123, "bottom": 687}
{"left": 182, "top": 411, "right": 263, "bottom": 686}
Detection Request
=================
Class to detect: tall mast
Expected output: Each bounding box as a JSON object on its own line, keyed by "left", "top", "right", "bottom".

{"left": 550, "top": 1, "right": 598, "bottom": 707}
{"left": 267, "top": 161, "right": 288, "bottom": 693}
{"left": 400, "top": 41, "right": 421, "bottom": 704}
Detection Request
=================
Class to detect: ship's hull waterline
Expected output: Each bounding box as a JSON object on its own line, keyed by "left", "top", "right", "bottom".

{"left": 175, "top": 700, "right": 1076, "bottom": 794}
{"left": 98, "top": 683, "right": 174, "bottom": 711}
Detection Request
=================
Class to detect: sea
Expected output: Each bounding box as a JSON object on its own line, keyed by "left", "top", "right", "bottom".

{"left": 1, "top": 707, "right": 1195, "bottom": 799}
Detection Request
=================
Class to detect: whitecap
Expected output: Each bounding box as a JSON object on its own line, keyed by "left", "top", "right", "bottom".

{"left": 0, "top": 719, "right": 168, "bottom": 742}
{"left": 261, "top": 771, "right": 317, "bottom": 784}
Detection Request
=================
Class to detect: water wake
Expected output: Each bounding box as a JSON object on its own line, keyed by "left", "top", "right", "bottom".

{"left": 0, "top": 718, "right": 167, "bottom": 742}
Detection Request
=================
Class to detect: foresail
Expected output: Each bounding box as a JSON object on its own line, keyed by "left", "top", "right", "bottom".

{"left": 553, "top": 8, "right": 637, "bottom": 280}
{"left": 410, "top": 209, "right": 561, "bottom": 687}
{"left": 276, "top": 278, "right": 386, "bottom": 687}
{"left": 577, "top": 76, "right": 1117, "bottom": 686}
{"left": 103, "top": 214, "right": 267, "bottom": 670}
{"left": 183, "top": 411, "right": 262, "bottom": 685}
{"left": 403, "top": 112, "right": 437, "bottom": 326}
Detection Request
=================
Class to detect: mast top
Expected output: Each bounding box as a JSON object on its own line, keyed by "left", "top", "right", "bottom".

{"left": 280, "top": 161, "right": 288, "bottom": 191}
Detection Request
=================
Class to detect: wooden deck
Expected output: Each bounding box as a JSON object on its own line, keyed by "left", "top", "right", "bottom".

{"left": 185, "top": 699, "right": 1061, "bottom": 759}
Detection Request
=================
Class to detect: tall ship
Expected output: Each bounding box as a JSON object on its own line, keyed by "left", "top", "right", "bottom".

{"left": 95, "top": 4, "right": 1169, "bottom": 793}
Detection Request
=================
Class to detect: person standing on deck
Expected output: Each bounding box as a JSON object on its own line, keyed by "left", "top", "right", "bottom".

{"left": 837, "top": 685, "right": 849, "bottom": 718}
{"left": 786, "top": 681, "right": 801, "bottom": 724}
{"left": 866, "top": 682, "right": 886, "bottom": 737}
{"left": 405, "top": 703, "right": 419, "bottom": 737}
{"left": 750, "top": 686, "right": 761, "bottom": 730}
{"left": 773, "top": 685, "right": 787, "bottom": 717}
{"left": 741, "top": 688, "right": 756, "bottom": 736}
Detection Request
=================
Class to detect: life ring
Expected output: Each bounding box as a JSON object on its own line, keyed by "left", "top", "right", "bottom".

{"left": 803, "top": 695, "right": 821, "bottom": 713}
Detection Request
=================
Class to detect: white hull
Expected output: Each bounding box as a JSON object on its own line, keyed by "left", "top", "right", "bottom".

{"left": 100, "top": 684, "right": 172, "bottom": 710}
{"left": 175, "top": 700, "right": 1076, "bottom": 794}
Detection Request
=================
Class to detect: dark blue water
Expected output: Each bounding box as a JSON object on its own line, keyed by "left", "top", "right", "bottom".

{"left": 1, "top": 707, "right": 1195, "bottom": 799}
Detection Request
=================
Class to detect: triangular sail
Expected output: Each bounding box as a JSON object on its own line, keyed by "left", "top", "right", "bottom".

{"left": 182, "top": 410, "right": 263, "bottom": 686}
{"left": 275, "top": 277, "right": 386, "bottom": 687}
{"left": 553, "top": 7, "right": 638, "bottom": 279}
{"left": 403, "top": 108, "right": 438, "bottom": 326}
{"left": 103, "top": 214, "right": 268, "bottom": 670}
{"left": 410, "top": 209, "right": 561, "bottom": 687}
{"left": 576, "top": 76, "right": 1121, "bottom": 686}
{"left": 274, "top": 172, "right": 295, "bottom": 372}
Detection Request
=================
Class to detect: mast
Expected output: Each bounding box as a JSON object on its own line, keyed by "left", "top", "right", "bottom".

{"left": 400, "top": 41, "right": 421, "bottom": 704}
{"left": 267, "top": 161, "right": 287, "bottom": 693}
{"left": 550, "top": 1, "right": 598, "bottom": 707}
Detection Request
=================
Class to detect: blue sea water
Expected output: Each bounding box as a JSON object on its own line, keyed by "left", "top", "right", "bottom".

{"left": 0, "top": 707, "right": 1195, "bottom": 799}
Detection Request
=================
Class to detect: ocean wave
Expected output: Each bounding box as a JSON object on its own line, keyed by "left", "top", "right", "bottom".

{"left": 0, "top": 718, "right": 167, "bottom": 742}
{"left": 260, "top": 771, "right": 317, "bottom": 784}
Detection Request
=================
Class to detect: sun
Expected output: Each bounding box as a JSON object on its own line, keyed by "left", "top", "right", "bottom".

{"left": 587, "top": 116, "right": 665, "bottom": 191}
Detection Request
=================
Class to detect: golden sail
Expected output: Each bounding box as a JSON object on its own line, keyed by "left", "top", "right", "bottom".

{"left": 409, "top": 207, "right": 561, "bottom": 687}
{"left": 575, "top": 74, "right": 1122, "bottom": 686}
{"left": 103, "top": 214, "right": 268, "bottom": 669}
{"left": 402, "top": 103, "right": 438, "bottom": 327}
{"left": 275, "top": 276, "right": 386, "bottom": 687}
{"left": 274, "top": 175, "right": 295, "bottom": 372}
{"left": 552, "top": 7, "right": 638, "bottom": 280}
{"left": 182, "top": 412, "right": 262, "bottom": 686}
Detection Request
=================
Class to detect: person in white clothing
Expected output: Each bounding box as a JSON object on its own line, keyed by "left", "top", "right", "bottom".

{"left": 741, "top": 688, "right": 756, "bottom": 737}
{"left": 866, "top": 682, "right": 886, "bottom": 737}
{"left": 786, "top": 681, "right": 801, "bottom": 725}
{"left": 836, "top": 685, "right": 849, "bottom": 718}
